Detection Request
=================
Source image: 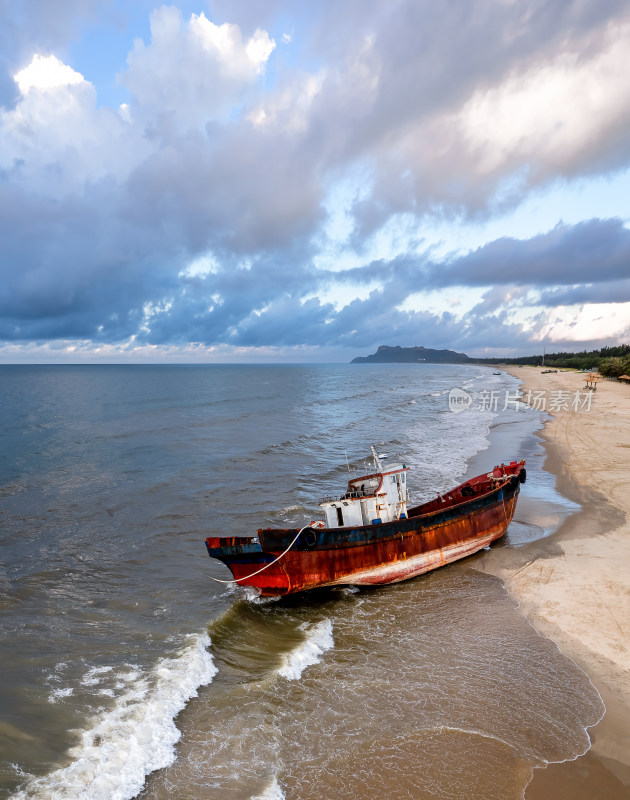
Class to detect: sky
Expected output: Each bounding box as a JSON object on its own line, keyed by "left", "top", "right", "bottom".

{"left": 1, "top": 0, "right": 630, "bottom": 363}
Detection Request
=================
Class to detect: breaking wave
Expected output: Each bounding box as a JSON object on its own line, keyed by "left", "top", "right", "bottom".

{"left": 278, "top": 619, "right": 334, "bottom": 680}
{"left": 251, "top": 777, "right": 286, "bottom": 800}
{"left": 14, "top": 633, "right": 216, "bottom": 800}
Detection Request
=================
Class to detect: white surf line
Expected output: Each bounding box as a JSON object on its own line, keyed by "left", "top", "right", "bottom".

{"left": 14, "top": 632, "right": 217, "bottom": 800}
{"left": 278, "top": 619, "right": 334, "bottom": 681}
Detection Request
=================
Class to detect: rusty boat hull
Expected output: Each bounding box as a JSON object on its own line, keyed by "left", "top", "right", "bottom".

{"left": 206, "top": 461, "right": 525, "bottom": 596}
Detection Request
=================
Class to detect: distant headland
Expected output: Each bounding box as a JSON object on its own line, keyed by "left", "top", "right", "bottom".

{"left": 351, "top": 345, "right": 471, "bottom": 364}
{"left": 351, "top": 343, "right": 630, "bottom": 373}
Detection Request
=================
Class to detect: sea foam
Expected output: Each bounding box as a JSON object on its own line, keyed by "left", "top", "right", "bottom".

{"left": 251, "top": 776, "right": 286, "bottom": 800}
{"left": 278, "top": 619, "right": 334, "bottom": 681}
{"left": 80, "top": 665, "right": 114, "bottom": 687}
{"left": 48, "top": 687, "right": 74, "bottom": 703}
{"left": 15, "top": 632, "right": 216, "bottom": 800}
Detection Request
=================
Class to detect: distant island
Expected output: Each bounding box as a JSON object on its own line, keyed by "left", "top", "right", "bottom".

{"left": 351, "top": 345, "right": 472, "bottom": 364}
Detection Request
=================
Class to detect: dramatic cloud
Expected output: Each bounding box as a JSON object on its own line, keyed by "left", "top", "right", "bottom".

{"left": 1, "top": 0, "right": 630, "bottom": 361}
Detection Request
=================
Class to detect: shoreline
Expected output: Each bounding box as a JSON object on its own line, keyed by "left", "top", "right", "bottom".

{"left": 480, "top": 366, "right": 630, "bottom": 795}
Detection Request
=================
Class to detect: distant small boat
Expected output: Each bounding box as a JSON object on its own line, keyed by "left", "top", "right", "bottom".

{"left": 493, "top": 371, "right": 502, "bottom": 375}
{"left": 206, "top": 448, "right": 526, "bottom": 596}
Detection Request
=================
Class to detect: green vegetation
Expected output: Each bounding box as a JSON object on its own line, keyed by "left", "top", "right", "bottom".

{"left": 598, "top": 355, "right": 630, "bottom": 378}
{"left": 476, "top": 344, "right": 630, "bottom": 374}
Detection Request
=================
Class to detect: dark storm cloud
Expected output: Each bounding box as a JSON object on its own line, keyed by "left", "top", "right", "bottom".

{"left": 444, "top": 218, "right": 630, "bottom": 288}
{"left": 131, "top": 259, "right": 528, "bottom": 353}
{"left": 536, "top": 279, "right": 630, "bottom": 307}
{"left": 329, "top": 218, "right": 630, "bottom": 294}
{"left": 0, "top": 179, "right": 183, "bottom": 340}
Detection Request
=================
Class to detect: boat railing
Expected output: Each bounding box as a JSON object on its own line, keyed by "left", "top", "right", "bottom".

{"left": 319, "top": 489, "right": 370, "bottom": 505}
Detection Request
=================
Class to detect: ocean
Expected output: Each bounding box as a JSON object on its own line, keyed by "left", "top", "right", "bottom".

{"left": 0, "top": 364, "right": 602, "bottom": 799}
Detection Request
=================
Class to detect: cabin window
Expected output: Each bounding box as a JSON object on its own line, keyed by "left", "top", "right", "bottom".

{"left": 336, "top": 506, "right": 344, "bottom": 527}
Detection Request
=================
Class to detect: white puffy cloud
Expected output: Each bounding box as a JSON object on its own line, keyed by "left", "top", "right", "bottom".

{"left": 121, "top": 6, "right": 275, "bottom": 130}
{"left": 14, "top": 54, "right": 85, "bottom": 93}
{"left": 0, "top": 0, "right": 108, "bottom": 106}
{"left": 0, "top": 55, "right": 151, "bottom": 194}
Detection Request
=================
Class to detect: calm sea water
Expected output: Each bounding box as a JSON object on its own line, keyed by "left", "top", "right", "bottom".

{"left": 0, "top": 364, "right": 602, "bottom": 799}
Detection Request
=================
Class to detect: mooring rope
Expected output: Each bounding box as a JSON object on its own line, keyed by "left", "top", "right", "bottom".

{"left": 207, "top": 524, "right": 312, "bottom": 584}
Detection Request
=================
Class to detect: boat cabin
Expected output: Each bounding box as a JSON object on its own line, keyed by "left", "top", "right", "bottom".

{"left": 319, "top": 449, "right": 410, "bottom": 528}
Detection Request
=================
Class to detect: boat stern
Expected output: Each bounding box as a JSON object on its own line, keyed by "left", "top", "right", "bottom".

{"left": 493, "top": 459, "right": 526, "bottom": 483}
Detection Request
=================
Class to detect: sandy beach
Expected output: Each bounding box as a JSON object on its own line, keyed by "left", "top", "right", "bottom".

{"left": 480, "top": 366, "right": 630, "bottom": 796}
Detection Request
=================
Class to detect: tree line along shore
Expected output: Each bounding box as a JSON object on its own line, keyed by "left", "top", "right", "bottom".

{"left": 477, "top": 343, "right": 630, "bottom": 376}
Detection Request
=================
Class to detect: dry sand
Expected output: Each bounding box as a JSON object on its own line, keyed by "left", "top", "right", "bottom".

{"left": 482, "top": 366, "right": 630, "bottom": 795}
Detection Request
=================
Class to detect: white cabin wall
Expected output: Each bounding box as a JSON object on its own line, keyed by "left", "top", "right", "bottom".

{"left": 324, "top": 506, "right": 337, "bottom": 527}
{"left": 379, "top": 473, "right": 408, "bottom": 521}
{"left": 340, "top": 502, "right": 363, "bottom": 526}
{"left": 322, "top": 499, "right": 378, "bottom": 527}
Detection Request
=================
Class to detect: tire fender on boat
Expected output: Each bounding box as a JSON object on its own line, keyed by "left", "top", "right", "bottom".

{"left": 302, "top": 529, "right": 318, "bottom": 548}
{"left": 519, "top": 468, "right": 527, "bottom": 484}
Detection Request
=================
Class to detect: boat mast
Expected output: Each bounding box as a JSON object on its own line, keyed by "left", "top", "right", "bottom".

{"left": 370, "top": 445, "right": 383, "bottom": 472}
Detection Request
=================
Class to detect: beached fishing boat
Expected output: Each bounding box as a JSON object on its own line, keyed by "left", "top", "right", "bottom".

{"left": 206, "top": 448, "right": 526, "bottom": 596}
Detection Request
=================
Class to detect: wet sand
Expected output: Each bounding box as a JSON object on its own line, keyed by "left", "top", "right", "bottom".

{"left": 481, "top": 366, "right": 630, "bottom": 796}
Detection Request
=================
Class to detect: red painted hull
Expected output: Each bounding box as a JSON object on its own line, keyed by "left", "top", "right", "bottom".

{"left": 206, "top": 461, "right": 525, "bottom": 596}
